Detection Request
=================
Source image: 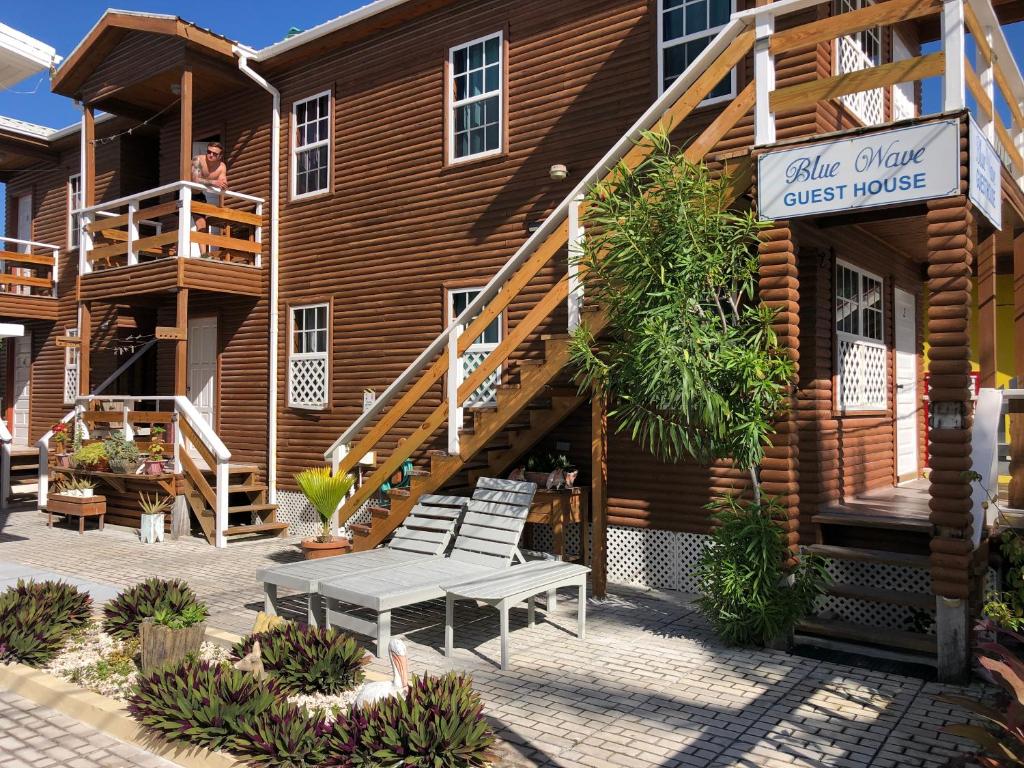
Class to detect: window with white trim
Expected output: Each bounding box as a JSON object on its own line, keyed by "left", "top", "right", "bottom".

{"left": 288, "top": 303, "right": 329, "bottom": 409}
{"left": 449, "top": 33, "right": 503, "bottom": 162}
{"left": 291, "top": 92, "right": 331, "bottom": 198}
{"left": 836, "top": 262, "right": 886, "bottom": 411}
{"left": 658, "top": 0, "right": 734, "bottom": 99}
{"left": 64, "top": 327, "right": 79, "bottom": 405}
{"left": 68, "top": 174, "right": 82, "bottom": 249}
{"left": 835, "top": 0, "right": 883, "bottom": 125}
{"left": 449, "top": 288, "right": 502, "bottom": 407}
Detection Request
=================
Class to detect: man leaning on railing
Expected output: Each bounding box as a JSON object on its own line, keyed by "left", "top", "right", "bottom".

{"left": 190, "top": 141, "right": 229, "bottom": 255}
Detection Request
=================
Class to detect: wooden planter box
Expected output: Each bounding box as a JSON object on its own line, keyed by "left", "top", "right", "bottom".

{"left": 45, "top": 494, "right": 107, "bottom": 534}
{"left": 140, "top": 618, "right": 206, "bottom": 673}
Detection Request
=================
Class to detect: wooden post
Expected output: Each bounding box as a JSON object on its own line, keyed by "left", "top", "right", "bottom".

{"left": 179, "top": 66, "right": 193, "bottom": 182}
{"left": 590, "top": 387, "right": 607, "bottom": 599}
{"left": 79, "top": 301, "right": 91, "bottom": 397}
{"left": 977, "top": 231, "right": 997, "bottom": 388}
{"left": 1011, "top": 231, "right": 1024, "bottom": 508}
{"left": 926, "top": 192, "right": 974, "bottom": 683}
{"left": 83, "top": 107, "right": 95, "bottom": 207}
{"left": 175, "top": 289, "right": 188, "bottom": 397}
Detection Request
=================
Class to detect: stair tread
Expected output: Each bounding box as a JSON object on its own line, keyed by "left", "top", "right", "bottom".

{"left": 825, "top": 583, "right": 933, "bottom": 610}
{"left": 223, "top": 522, "right": 289, "bottom": 537}
{"left": 228, "top": 483, "right": 267, "bottom": 493}
{"left": 349, "top": 523, "right": 372, "bottom": 535}
{"left": 797, "top": 618, "right": 937, "bottom": 654}
{"left": 805, "top": 544, "right": 931, "bottom": 569}
{"left": 226, "top": 503, "right": 277, "bottom": 514}
{"left": 813, "top": 510, "right": 932, "bottom": 533}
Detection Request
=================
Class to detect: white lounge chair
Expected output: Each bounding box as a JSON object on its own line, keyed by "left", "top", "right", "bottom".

{"left": 318, "top": 477, "right": 538, "bottom": 656}
{"left": 257, "top": 493, "right": 468, "bottom": 626}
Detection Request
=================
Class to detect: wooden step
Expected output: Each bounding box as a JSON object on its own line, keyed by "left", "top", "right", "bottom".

{"left": 824, "top": 583, "right": 933, "bottom": 610}
{"left": 226, "top": 503, "right": 277, "bottom": 515}
{"left": 202, "top": 463, "right": 260, "bottom": 476}
{"left": 222, "top": 521, "right": 289, "bottom": 538}
{"left": 369, "top": 505, "right": 390, "bottom": 520}
{"left": 796, "top": 618, "right": 937, "bottom": 654}
{"left": 228, "top": 483, "right": 266, "bottom": 494}
{"left": 349, "top": 523, "right": 372, "bottom": 537}
{"left": 813, "top": 510, "right": 932, "bottom": 534}
{"left": 805, "top": 544, "right": 931, "bottom": 569}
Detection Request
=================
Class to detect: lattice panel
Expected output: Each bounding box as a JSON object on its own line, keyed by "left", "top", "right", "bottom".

{"left": 289, "top": 356, "right": 327, "bottom": 409}
{"left": 892, "top": 83, "right": 915, "bottom": 122}
{"left": 64, "top": 365, "right": 79, "bottom": 405}
{"left": 836, "top": 34, "right": 883, "bottom": 126}
{"left": 838, "top": 337, "right": 886, "bottom": 410}
{"left": 461, "top": 350, "right": 499, "bottom": 407}
{"left": 274, "top": 489, "right": 371, "bottom": 539}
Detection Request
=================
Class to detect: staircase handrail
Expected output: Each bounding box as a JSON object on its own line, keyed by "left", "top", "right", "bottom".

{"left": 324, "top": 12, "right": 762, "bottom": 465}
{"left": 172, "top": 395, "right": 231, "bottom": 463}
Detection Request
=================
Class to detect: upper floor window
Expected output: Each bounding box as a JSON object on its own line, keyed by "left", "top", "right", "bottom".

{"left": 659, "top": 0, "right": 734, "bottom": 100}
{"left": 68, "top": 173, "right": 82, "bottom": 249}
{"left": 835, "top": 261, "right": 886, "bottom": 411}
{"left": 289, "top": 302, "right": 329, "bottom": 409}
{"left": 291, "top": 91, "right": 331, "bottom": 199}
{"left": 449, "top": 33, "right": 503, "bottom": 162}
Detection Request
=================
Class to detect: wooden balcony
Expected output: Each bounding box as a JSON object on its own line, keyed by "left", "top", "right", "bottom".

{"left": 0, "top": 237, "right": 60, "bottom": 321}
{"left": 77, "top": 182, "right": 264, "bottom": 302}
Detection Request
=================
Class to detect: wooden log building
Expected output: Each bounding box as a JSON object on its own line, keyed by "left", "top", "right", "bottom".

{"left": 2, "top": 0, "right": 1024, "bottom": 679}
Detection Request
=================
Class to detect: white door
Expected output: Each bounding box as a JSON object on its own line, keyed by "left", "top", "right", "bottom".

{"left": 11, "top": 333, "right": 31, "bottom": 447}
{"left": 187, "top": 316, "right": 217, "bottom": 429}
{"left": 894, "top": 288, "right": 918, "bottom": 479}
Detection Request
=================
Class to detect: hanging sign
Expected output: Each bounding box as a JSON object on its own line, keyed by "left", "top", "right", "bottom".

{"left": 758, "top": 119, "right": 960, "bottom": 220}
{"left": 968, "top": 115, "right": 1002, "bottom": 231}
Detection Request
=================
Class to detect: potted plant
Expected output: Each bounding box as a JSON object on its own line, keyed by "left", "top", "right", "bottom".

{"left": 72, "top": 442, "right": 108, "bottom": 472}
{"left": 139, "top": 492, "right": 172, "bottom": 544}
{"left": 144, "top": 426, "right": 167, "bottom": 476}
{"left": 139, "top": 602, "right": 209, "bottom": 673}
{"left": 52, "top": 422, "right": 71, "bottom": 467}
{"left": 103, "top": 430, "right": 141, "bottom": 474}
{"left": 296, "top": 466, "right": 355, "bottom": 560}
{"left": 55, "top": 476, "right": 96, "bottom": 498}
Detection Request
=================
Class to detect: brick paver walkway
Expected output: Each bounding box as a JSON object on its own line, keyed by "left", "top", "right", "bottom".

{"left": 0, "top": 506, "right": 985, "bottom": 767}
{"left": 0, "top": 689, "right": 177, "bottom": 768}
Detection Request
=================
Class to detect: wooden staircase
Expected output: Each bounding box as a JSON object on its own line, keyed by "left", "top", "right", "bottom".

{"left": 8, "top": 448, "right": 39, "bottom": 503}
{"left": 182, "top": 462, "right": 288, "bottom": 543}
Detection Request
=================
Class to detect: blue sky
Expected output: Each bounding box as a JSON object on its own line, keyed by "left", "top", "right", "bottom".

{"left": 0, "top": 3, "right": 1022, "bottom": 232}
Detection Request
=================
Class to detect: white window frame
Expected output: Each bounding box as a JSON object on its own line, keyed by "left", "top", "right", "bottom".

{"left": 835, "top": 261, "right": 887, "bottom": 412}
{"left": 290, "top": 90, "right": 332, "bottom": 201}
{"left": 448, "top": 31, "right": 504, "bottom": 164}
{"left": 657, "top": 0, "right": 736, "bottom": 103}
{"left": 64, "top": 327, "right": 79, "bottom": 405}
{"left": 68, "top": 173, "right": 82, "bottom": 250}
{"left": 448, "top": 287, "right": 502, "bottom": 407}
{"left": 288, "top": 302, "right": 330, "bottom": 410}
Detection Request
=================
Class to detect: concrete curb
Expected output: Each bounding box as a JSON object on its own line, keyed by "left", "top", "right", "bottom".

{"left": 0, "top": 625, "right": 388, "bottom": 768}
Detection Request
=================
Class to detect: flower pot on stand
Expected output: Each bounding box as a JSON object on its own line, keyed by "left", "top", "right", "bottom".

{"left": 301, "top": 537, "right": 348, "bottom": 560}
{"left": 56, "top": 453, "right": 72, "bottom": 469}
{"left": 144, "top": 459, "right": 165, "bottom": 476}
{"left": 139, "top": 617, "right": 206, "bottom": 673}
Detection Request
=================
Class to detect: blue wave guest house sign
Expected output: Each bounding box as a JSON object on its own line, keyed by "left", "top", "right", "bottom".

{"left": 758, "top": 119, "right": 960, "bottom": 220}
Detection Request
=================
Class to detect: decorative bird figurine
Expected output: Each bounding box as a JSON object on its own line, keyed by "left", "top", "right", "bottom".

{"left": 546, "top": 467, "right": 565, "bottom": 490}
{"left": 354, "top": 638, "right": 409, "bottom": 708}
{"left": 508, "top": 466, "right": 526, "bottom": 482}
{"left": 563, "top": 469, "right": 578, "bottom": 489}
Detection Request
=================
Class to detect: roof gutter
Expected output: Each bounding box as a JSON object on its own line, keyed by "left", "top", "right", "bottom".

{"left": 234, "top": 48, "right": 281, "bottom": 504}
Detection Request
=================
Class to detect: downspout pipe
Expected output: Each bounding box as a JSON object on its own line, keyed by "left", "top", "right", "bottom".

{"left": 234, "top": 48, "right": 280, "bottom": 504}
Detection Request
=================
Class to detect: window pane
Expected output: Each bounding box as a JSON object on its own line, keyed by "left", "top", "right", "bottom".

{"left": 469, "top": 42, "right": 483, "bottom": 69}
{"left": 469, "top": 69, "right": 484, "bottom": 97}
{"left": 456, "top": 132, "right": 470, "bottom": 159}
{"left": 485, "top": 123, "right": 499, "bottom": 151}
{"left": 663, "top": 43, "right": 687, "bottom": 89}
{"left": 685, "top": 0, "right": 708, "bottom": 35}
{"left": 709, "top": 0, "right": 730, "bottom": 27}
{"left": 663, "top": 7, "right": 685, "bottom": 41}
{"left": 484, "top": 35, "right": 499, "bottom": 64}
{"left": 453, "top": 47, "right": 467, "bottom": 75}
{"left": 455, "top": 74, "right": 467, "bottom": 101}
{"left": 485, "top": 63, "right": 499, "bottom": 92}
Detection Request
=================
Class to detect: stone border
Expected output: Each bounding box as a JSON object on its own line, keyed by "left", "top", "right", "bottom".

{"left": 0, "top": 626, "right": 389, "bottom": 768}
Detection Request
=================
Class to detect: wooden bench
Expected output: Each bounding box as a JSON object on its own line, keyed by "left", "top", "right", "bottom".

{"left": 442, "top": 560, "right": 589, "bottom": 670}
{"left": 46, "top": 494, "right": 107, "bottom": 534}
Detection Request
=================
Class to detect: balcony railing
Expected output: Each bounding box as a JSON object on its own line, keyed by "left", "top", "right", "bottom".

{"left": 0, "top": 236, "right": 59, "bottom": 299}
{"left": 77, "top": 181, "right": 263, "bottom": 274}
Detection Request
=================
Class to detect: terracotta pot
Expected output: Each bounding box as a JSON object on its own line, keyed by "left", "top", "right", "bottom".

{"left": 301, "top": 537, "right": 348, "bottom": 560}
{"left": 56, "top": 453, "right": 72, "bottom": 468}
{"left": 144, "top": 460, "right": 165, "bottom": 476}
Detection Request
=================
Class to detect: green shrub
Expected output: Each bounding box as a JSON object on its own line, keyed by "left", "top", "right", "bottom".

{"left": 232, "top": 623, "right": 366, "bottom": 695}
{"left": 323, "top": 672, "right": 496, "bottom": 768}
{"left": 103, "top": 578, "right": 206, "bottom": 640}
{"left": 129, "top": 659, "right": 325, "bottom": 766}
{"left": 697, "top": 497, "right": 828, "bottom": 646}
{"left": 0, "top": 580, "right": 92, "bottom": 666}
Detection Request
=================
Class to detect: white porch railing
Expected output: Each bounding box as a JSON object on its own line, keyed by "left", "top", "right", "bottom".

{"left": 76, "top": 181, "right": 264, "bottom": 274}
{"left": 0, "top": 414, "right": 12, "bottom": 511}
{"left": 0, "top": 235, "right": 60, "bottom": 298}
{"left": 38, "top": 395, "right": 233, "bottom": 548}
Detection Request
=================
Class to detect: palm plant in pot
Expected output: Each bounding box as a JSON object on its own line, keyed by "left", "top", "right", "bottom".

{"left": 296, "top": 466, "right": 355, "bottom": 559}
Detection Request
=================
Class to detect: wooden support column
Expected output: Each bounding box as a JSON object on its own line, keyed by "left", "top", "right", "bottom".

{"left": 83, "top": 107, "right": 96, "bottom": 207}
{"left": 925, "top": 189, "right": 974, "bottom": 683}
{"left": 591, "top": 388, "right": 608, "bottom": 599}
{"left": 1011, "top": 231, "right": 1024, "bottom": 508}
{"left": 175, "top": 289, "right": 189, "bottom": 397}
{"left": 977, "top": 231, "right": 997, "bottom": 388}
{"left": 79, "top": 301, "right": 91, "bottom": 397}
{"left": 758, "top": 220, "right": 800, "bottom": 562}
{"left": 179, "top": 65, "right": 193, "bottom": 182}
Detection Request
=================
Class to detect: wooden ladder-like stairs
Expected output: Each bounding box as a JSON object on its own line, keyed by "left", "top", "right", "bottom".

{"left": 8, "top": 449, "right": 39, "bottom": 504}
{"left": 347, "top": 326, "right": 598, "bottom": 552}
{"left": 795, "top": 510, "right": 937, "bottom": 661}
{"left": 183, "top": 462, "right": 288, "bottom": 543}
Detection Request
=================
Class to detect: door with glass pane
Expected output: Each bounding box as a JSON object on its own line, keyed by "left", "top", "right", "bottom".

{"left": 449, "top": 288, "right": 501, "bottom": 408}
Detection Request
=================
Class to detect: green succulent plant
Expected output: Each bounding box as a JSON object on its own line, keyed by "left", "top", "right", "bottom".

{"left": 232, "top": 623, "right": 366, "bottom": 695}
{"left": 0, "top": 580, "right": 92, "bottom": 666}
{"left": 152, "top": 603, "right": 208, "bottom": 630}
{"left": 103, "top": 578, "right": 207, "bottom": 640}
{"left": 72, "top": 442, "right": 108, "bottom": 469}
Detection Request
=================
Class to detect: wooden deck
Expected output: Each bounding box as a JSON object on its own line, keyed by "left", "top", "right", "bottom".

{"left": 818, "top": 479, "right": 931, "bottom": 525}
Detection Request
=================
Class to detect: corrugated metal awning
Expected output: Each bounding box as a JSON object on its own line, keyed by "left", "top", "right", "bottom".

{"left": 0, "top": 22, "right": 59, "bottom": 91}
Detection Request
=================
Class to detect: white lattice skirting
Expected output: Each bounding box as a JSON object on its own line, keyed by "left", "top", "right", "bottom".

{"left": 274, "top": 490, "right": 372, "bottom": 539}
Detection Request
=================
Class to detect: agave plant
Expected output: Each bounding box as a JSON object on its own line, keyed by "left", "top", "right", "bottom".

{"left": 295, "top": 466, "right": 355, "bottom": 543}
{"left": 939, "top": 622, "right": 1024, "bottom": 766}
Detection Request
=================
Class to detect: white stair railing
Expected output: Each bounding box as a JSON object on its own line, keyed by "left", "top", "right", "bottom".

{"left": 0, "top": 415, "right": 12, "bottom": 510}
